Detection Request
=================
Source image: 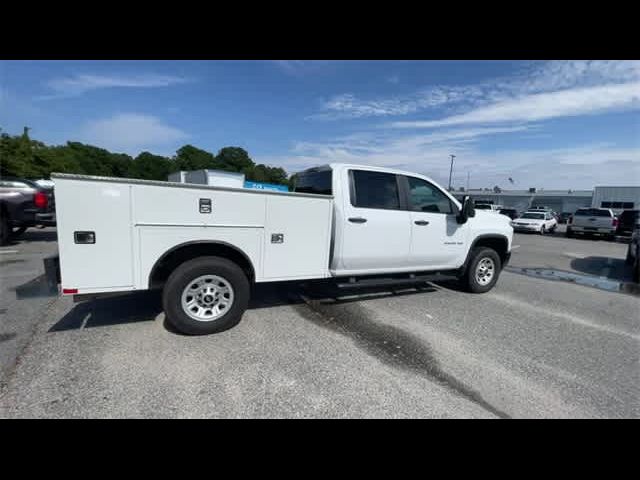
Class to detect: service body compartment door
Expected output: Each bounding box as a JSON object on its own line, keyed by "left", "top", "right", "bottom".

{"left": 55, "top": 179, "right": 134, "bottom": 291}
{"left": 262, "top": 195, "right": 332, "bottom": 280}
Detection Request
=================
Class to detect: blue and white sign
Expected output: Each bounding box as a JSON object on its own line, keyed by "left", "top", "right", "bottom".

{"left": 244, "top": 181, "right": 289, "bottom": 192}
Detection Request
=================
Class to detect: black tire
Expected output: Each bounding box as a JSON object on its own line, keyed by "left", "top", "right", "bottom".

{"left": 162, "top": 256, "right": 250, "bottom": 335}
{"left": 540, "top": 225, "right": 546, "bottom": 235}
{"left": 462, "top": 247, "right": 502, "bottom": 293}
{"left": 0, "top": 212, "right": 10, "bottom": 246}
{"left": 634, "top": 256, "right": 640, "bottom": 284}
{"left": 626, "top": 246, "right": 633, "bottom": 265}
{"left": 566, "top": 228, "right": 573, "bottom": 238}
{"left": 10, "top": 226, "right": 27, "bottom": 238}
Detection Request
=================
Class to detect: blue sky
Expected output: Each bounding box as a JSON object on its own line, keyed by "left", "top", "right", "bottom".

{"left": 1, "top": 60, "right": 639, "bottom": 189}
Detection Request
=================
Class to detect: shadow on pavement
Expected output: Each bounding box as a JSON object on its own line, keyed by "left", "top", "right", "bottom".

{"left": 47, "top": 280, "right": 442, "bottom": 333}
{"left": 48, "top": 282, "right": 306, "bottom": 333}
{"left": 570, "top": 256, "right": 633, "bottom": 283}
{"left": 49, "top": 291, "right": 163, "bottom": 332}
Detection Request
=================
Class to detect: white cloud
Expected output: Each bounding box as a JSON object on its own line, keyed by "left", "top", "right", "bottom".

{"left": 274, "top": 60, "right": 332, "bottom": 75}
{"left": 42, "top": 73, "right": 189, "bottom": 99}
{"left": 391, "top": 82, "right": 640, "bottom": 128}
{"left": 310, "top": 85, "right": 484, "bottom": 120}
{"left": 312, "top": 60, "right": 640, "bottom": 123}
{"left": 258, "top": 127, "right": 640, "bottom": 190}
{"left": 79, "top": 113, "right": 188, "bottom": 155}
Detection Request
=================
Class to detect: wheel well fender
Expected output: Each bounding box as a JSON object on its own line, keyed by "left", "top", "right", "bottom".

{"left": 461, "top": 234, "right": 510, "bottom": 272}
{"left": 148, "top": 241, "right": 255, "bottom": 289}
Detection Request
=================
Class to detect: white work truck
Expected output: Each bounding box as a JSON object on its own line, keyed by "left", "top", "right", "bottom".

{"left": 45, "top": 163, "right": 513, "bottom": 335}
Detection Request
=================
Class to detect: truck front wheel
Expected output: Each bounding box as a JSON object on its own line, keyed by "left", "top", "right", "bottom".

{"left": 163, "top": 256, "right": 250, "bottom": 335}
{"left": 463, "top": 247, "right": 502, "bottom": 293}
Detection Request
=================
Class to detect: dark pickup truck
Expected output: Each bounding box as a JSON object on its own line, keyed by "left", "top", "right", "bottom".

{"left": 616, "top": 209, "right": 639, "bottom": 237}
{"left": 0, "top": 177, "right": 56, "bottom": 245}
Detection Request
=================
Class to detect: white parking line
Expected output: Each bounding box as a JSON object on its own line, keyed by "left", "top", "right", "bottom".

{"left": 512, "top": 245, "right": 520, "bottom": 249}
{"left": 564, "top": 252, "right": 588, "bottom": 259}
{"left": 0, "top": 250, "right": 19, "bottom": 254}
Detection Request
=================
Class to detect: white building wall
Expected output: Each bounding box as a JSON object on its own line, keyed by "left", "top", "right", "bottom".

{"left": 592, "top": 187, "right": 640, "bottom": 212}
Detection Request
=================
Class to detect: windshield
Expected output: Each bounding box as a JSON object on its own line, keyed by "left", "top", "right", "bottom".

{"left": 574, "top": 208, "right": 611, "bottom": 217}
{"left": 521, "top": 213, "right": 544, "bottom": 219}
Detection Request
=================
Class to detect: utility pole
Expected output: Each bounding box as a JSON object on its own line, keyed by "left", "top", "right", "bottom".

{"left": 448, "top": 154, "right": 456, "bottom": 191}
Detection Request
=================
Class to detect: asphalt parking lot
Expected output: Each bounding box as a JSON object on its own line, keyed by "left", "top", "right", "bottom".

{"left": 0, "top": 226, "right": 638, "bottom": 418}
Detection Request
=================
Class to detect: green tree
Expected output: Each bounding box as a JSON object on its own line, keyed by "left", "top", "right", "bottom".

{"left": 0, "top": 128, "right": 292, "bottom": 186}
{"left": 0, "top": 127, "right": 40, "bottom": 177}
{"left": 246, "top": 163, "right": 287, "bottom": 185}
{"left": 215, "top": 147, "right": 254, "bottom": 173}
{"left": 174, "top": 145, "right": 216, "bottom": 171}
{"left": 129, "top": 152, "right": 172, "bottom": 180}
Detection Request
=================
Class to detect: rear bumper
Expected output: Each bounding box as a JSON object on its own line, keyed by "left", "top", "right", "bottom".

{"left": 12, "top": 210, "right": 57, "bottom": 227}
{"left": 35, "top": 212, "right": 56, "bottom": 226}
{"left": 512, "top": 225, "right": 541, "bottom": 232}
{"left": 569, "top": 226, "right": 614, "bottom": 234}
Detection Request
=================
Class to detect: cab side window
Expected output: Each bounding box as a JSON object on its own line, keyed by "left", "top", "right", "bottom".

{"left": 350, "top": 170, "right": 400, "bottom": 210}
{"left": 407, "top": 176, "right": 453, "bottom": 214}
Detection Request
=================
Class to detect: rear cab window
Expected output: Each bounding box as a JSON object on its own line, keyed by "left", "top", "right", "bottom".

{"left": 574, "top": 208, "right": 612, "bottom": 217}
{"left": 293, "top": 168, "right": 332, "bottom": 195}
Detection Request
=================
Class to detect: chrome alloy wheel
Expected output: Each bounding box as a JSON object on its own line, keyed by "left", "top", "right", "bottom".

{"left": 475, "top": 257, "right": 495, "bottom": 286}
{"left": 181, "top": 275, "right": 234, "bottom": 322}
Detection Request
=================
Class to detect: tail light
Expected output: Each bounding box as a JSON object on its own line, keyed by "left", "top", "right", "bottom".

{"left": 612, "top": 217, "right": 618, "bottom": 228}
{"left": 34, "top": 191, "right": 48, "bottom": 209}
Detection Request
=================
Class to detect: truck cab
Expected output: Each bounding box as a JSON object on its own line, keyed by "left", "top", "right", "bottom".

{"left": 295, "top": 163, "right": 513, "bottom": 277}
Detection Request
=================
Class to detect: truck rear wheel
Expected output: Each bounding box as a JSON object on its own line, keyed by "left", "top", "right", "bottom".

{"left": 463, "top": 247, "right": 502, "bottom": 293}
{"left": 163, "top": 256, "right": 250, "bottom": 335}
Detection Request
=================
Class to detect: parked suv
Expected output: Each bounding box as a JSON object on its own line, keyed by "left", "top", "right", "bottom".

{"left": 0, "top": 177, "right": 56, "bottom": 245}
{"left": 566, "top": 208, "right": 617, "bottom": 239}
{"left": 616, "top": 209, "right": 639, "bottom": 237}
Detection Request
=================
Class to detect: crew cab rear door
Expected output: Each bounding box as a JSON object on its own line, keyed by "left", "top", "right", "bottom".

{"left": 339, "top": 169, "right": 411, "bottom": 270}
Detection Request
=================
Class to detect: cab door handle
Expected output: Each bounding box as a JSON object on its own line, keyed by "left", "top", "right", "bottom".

{"left": 348, "top": 217, "right": 367, "bottom": 223}
{"left": 414, "top": 220, "right": 430, "bottom": 226}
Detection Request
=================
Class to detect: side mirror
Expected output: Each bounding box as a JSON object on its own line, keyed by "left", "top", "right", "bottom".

{"left": 457, "top": 195, "right": 475, "bottom": 224}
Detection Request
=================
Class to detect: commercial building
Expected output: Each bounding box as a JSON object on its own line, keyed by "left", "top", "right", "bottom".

{"left": 591, "top": 186, "right": 640, "bottom": 214}
{"left": 452, "top": 189, "right": 593, "bottom": 214}
{"left": 453, "top": 185, "right": 640, "bottom": 215}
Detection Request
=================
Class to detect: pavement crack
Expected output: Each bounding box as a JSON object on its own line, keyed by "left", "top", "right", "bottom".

{"left": 296, "top": 297, "right": 510, "bottom": 419}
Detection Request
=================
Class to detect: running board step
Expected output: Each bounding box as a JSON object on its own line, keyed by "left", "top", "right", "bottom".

{"left": 335, "top": 272, "right": 459, "bottom": 289}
